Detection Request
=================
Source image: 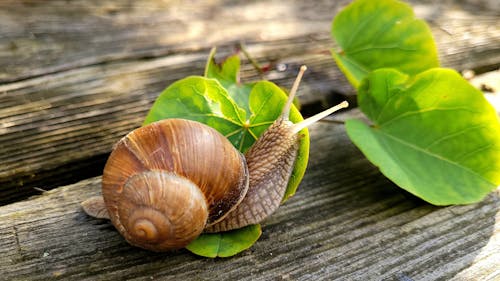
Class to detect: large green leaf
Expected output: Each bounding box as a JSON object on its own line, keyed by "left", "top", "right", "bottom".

{"left": 346, "top": 68, "right": 500, "bottom": 205}
{"left": 331, "top": 0, "right": 439, "bottom": 87}
{"left": 185, "top": 225, "right": 261, "bottom": 258}
{"left": 143, "top": 51, "right": 310, "bottom": 257}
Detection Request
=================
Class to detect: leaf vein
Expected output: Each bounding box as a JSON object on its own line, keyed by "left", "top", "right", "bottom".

{"left": 200, "top": 80, "right": 245, "bottom": 124}
{"left": 454, "top": 143, "right": 495, "bottom": 163}
{"left": 424, "top": 124, "right": 489, "bottom": 150}
{"left": 337, "top": 55, "right": 371, "bottom": 76}
{"left": 249, "top": 89, "right": 274, "bottom": 123}
{"left": 249, "top": 121, "right": 274, "bottom": 128}
{"left": 343, "top": 7, "right": 382, "bottom": 49}
{"left": 347, "top": 44, "right": 418, "bottom": 55}
{"left": 380, "top": 106, "right": 480, "bottom": 127}
{"left": 224, "top": 128, "right": 244, "bottom": 138}
{"left": 377, "top": 129, "right": 493, "bottom": 183}
{"left": 374, "top": 76, "right": 398, "bottom": 123}
{"left": 188, "top": 113, "right": 242, "bottom": 127}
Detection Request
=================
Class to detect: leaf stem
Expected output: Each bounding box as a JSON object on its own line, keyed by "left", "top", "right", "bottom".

{"left": 239, "top": 42, "right": 264, "bottom": 76}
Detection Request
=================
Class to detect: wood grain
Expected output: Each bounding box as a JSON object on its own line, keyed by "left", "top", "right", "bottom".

{"left": 1, "top": 121, "right": 498, "bottom": 280}
{"left": 0, "top": 0, "right": 498, "bottom": 83}
{"left": 1, "top": 0, "right": 499, "bottom": 203}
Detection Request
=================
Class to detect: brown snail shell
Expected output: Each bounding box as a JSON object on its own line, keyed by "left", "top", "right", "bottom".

{"left": 101, "top": 119, "right": 249, "bottom": 251}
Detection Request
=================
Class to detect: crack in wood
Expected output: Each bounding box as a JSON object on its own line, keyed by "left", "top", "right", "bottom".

{"left": 12, "top": 225, "right": 25, "bottom": 262}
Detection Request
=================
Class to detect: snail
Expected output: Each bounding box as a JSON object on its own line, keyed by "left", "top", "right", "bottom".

{"left": 81, "top": 66, "right": 348, "bottom": 251}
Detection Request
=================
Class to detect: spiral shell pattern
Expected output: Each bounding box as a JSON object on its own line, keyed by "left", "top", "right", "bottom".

{"left": 101, "top": 119, "right": 249, "bottom": 251}
{"left": 117, "top": 171, "right": 207, "bottom": 250}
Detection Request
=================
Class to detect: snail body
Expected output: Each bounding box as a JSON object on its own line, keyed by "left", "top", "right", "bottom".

{"left": 205, "top": 117, "right": 299, "bottom": 233}
{"left": 82, "top": 66, "right": 348, "bottom": 251}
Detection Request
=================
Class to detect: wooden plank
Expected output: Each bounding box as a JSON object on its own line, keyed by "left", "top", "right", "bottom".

{"left": 0, "top": 0, "right": 344, "bottom": 83}
{"left": 0, "top": 120, "right": 499, "bottom": 280}
{"left": 0, "top": 0, "right": 498, "bottom": 83}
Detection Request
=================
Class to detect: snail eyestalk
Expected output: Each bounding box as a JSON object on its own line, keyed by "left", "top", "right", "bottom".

{"left": 282, "top": 65, "right": 307, "bottom": 120}
{"left": 292, "top": 101, "right": 349, "bottom": 134}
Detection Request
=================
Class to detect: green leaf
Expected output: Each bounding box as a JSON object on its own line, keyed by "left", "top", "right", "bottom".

{"left": 185, "top": 224, "right": 262, "bottom": 258}
{"left": 203, "top": 50, "right": 309, "bottom": 200}
{"left": 143, "top": 50, "right": 310, "bottom": 257}
{"left": 331, "top": 0, "right": 439, "bottom": 87}
{"left": 143, "top": 76, "right": 246, "bottom": 132}
{"left": 205, "top": 49, "right": 254, "bottom": 114}
{"left": 205, "top": 51, "right": 240, "bottom": 85}
{"left": 346, "top": 68, "right": 500, "bottom": 205}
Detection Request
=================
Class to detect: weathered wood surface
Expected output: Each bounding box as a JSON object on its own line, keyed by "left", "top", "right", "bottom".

{"left": 1, "top": 120, "right": 499, "bottom": 280}
{"left": 1, "top": 0, "right": 499, "bottom": 203}
{"left": 2, "top": 0, "right": 498, "bottom": 83}
{"left": 1, "top": 0, "right": 500, "bottom": 279}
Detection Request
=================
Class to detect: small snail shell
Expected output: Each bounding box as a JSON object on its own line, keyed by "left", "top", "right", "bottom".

{"left": 81, "top": 65, "right": 348, "bottom": 251}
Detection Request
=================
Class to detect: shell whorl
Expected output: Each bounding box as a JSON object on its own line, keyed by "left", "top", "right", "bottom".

{"left": 117, "top": 171, "right": 208, "bottom": 250}
{"left": 101, "top": 119, "right": 249, "bottom": 251}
